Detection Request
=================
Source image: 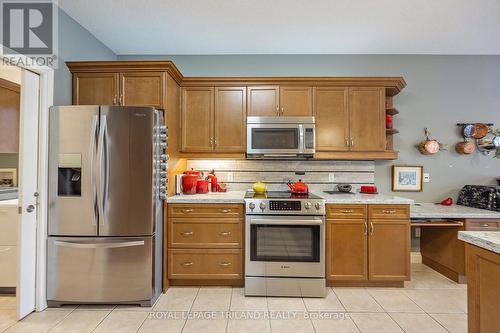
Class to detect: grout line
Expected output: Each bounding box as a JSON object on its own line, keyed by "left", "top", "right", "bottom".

{"left": 179, "top": 287, "right": 200, "bottom": 333}
{"left": 386, "top": 312, "right": 411, "bottom": 333}
{"left": 89, "top": 308, "right": 114, "bottom": 333}
{"left": 224, "top": 287, "right": 233, "bottom": 333}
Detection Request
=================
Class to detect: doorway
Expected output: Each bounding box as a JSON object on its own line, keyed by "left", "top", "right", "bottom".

{"left": 0, "top": 55, "right": 53, "bottom": 322}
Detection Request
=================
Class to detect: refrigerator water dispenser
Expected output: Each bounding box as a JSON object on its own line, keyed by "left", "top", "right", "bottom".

{"left": 58, "top": 153, "right": 82, "bottom": 196}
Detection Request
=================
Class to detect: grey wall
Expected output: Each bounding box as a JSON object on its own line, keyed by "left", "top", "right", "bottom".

{"left": 55, "top": 9, "right": 116, "bottom": 105}
{"left": 117, "top": 54, "right": 500, "bottom": 202}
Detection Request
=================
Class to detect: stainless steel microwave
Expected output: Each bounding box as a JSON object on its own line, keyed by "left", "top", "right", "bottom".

{"left": 246, "top": 117, "right": 315, "bottom": 158}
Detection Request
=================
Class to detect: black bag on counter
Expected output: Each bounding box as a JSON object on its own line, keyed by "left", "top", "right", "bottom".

{"left": 457, "top": 185, "right": 499, "bottom": 211}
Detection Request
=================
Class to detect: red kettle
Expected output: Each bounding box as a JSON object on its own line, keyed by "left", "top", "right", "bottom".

{"left": 287, "top": 179, "right": 309, "bottom": 194}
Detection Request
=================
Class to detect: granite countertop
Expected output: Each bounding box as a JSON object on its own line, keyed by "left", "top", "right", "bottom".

{"left": 167, "top": 190, "right": 414, "bottom": 205}
{"left": 411, "top": 203, "right": 500, "bottom": 219}
{"left": 458, "top": 231, "right": 500, "bottom": 254}
{"left": 166, "top": 191, "right": 247, "bottom": 203}
{"left": 0, "top": 199, "right": 18, "bottom": 207}
{"left": 312, "top": 191, "right": 414, "bottom": 205}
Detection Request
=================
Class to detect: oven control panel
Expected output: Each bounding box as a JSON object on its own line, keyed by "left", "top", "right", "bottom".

{"left": 245, "top": 199, "right": 325, "bottom": 216}
{"left": 269, "top": 200, "right": 301, "bottom": 211}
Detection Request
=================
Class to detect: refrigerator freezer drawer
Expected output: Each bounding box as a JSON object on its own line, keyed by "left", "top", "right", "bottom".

{"left": 47, "top": 236, "right": 154, "bottom": 304}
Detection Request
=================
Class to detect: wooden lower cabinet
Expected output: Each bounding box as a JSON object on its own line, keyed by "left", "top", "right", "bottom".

{"left": 368, "top": 220, "right": 410, "bottom": 281}
{"left": 326, "top": 204, "right": 410, "bottom": 286}
{"left": 169, "top": 249, "right": 242, "bottom": 280}
{"left": 465, "top": 243, "right": 500, "bottom": 333}
{"left": 167, "top": 204, "right": 244, "bottom": 286}
{"left": 327, "top": 219, "right": 367, "bottom": 280}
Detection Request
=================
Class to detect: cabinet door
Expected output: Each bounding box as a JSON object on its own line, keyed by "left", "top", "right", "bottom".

{"left": 327, "top": 219, "right": 368, "bottom": 281}
{"left": 314, "top": 88, "right": 349, "bottom": 151}
{"left": 0, "top": 79, "right": 20, "bottom": 153}
{"left": 247, "top": 86, "right": 279, "bottom": 116}
{"left": 181, "top": 87, "right": 214, "bottom": 152}
{"left": 280, "top": 86, "right": 313, "bottom": 116}
{"left": 72, "top": 72, "right": 119, "bottom": 105}
{"left": 120, "top": 72, "right": 165, "bottom": 108}
{"left": 214, "top": 87, "right": 247, "bottom": 152}
{"left": 368, "top": 220, "right": 410, "bottom": 281}
{"left": 348, "top": 87, "right": 385, "bottom": 151}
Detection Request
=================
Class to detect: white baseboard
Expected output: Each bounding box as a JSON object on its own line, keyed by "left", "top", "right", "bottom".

{"left": 411, "top": 252, "right": 422, "bottom": 264}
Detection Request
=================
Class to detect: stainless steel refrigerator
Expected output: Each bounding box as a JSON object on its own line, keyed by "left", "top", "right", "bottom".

{"left": 47, "top": 106, "right": 167, "bottom": 307}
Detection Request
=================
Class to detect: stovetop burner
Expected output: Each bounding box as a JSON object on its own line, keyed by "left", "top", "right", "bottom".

{"left": 244, "top": 191, "right": 322, "bottom": 200}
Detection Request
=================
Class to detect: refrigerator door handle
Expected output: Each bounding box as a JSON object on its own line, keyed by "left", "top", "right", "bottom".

{"left": 89, "top": 115, "right": 98, "bottom": 226}
{"left": 54, "top": 240, "right": 145, "bottom": 249}
{"left": 97, "top": 115, "right": 108, "bottom": 226}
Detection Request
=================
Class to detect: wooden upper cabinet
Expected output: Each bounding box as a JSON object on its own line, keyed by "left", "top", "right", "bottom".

{"left": 368, "top": 219, "right": 410, "bottom": 281}
{"left": 0, "top": 79, "right": 20, "bottom": 153}
{"left": 349, "top": 87, "right": 386, "bottom": 151}
{"left": 314, "top": 88, "right": 349, "bottom": 151}
{"left": 247, "top": 86, "right": 279, "bottom": 116}
{"left": 73, "top": 72, "right": 119, "bottom": 105}
{"left": 181, "top": 87, "right": 214, "bottom": 152}
{"left": 120, "top": 72, "right": 165, "bottom": 108}
{"left": 327, "top": 219, "right": 368, "bottom": 281}
{"left": 279, "top": 86, "right": 313, "bottom": 116}
{"left": 214, "top": 87, "right": 247, "bottom": 152}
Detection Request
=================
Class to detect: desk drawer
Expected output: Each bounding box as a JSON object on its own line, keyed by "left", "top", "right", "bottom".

{"left": 168, "top": 204, "right": 243, "bottom": 218}
{"left": 465, "top": 219, "right": 500, "bottom": 231}
{"left": 369, "top": 205, "right": 410, "bottom": 220}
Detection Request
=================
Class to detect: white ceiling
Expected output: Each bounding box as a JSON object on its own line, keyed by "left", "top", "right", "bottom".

{"left": 59, "top": 0, "right": 500, "bottom": 55}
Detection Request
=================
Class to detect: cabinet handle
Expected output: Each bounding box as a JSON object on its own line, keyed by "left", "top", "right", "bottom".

{"left": 209, "top": 138, "right": 213, "bottom": 147}
{"left": 113, "top": 96, "right": 117, "bottom": 105}
{"left": 219, "top": 262, "right": 232, "bottom": 267}
{"left": 214, "top": 139, "right": 217, "bottom": 146}
{"left": 219, "top": 231, "right": 231, "bottom": 236}
{"left": 363, "top": 222, "right": 368, "bottom": 235}
{"left": 119, "top": 95, "right": 123, "bottom": 105}
{"left": 181, "top": 209, "right": 194, "bottom": 214}
{"left": 180, "top": 231, "right": 194, "bottom": 236}
{"left": 382, "top": 210, "right": 397, "bottom": 214}
{"left": 350, "top": 138, "right": 354, "bottom": 147}
{"left": 181, "top": 261, "right": 193, "bottom": 267}
{"left": 345, "top": 139, "right": 349, "bottom": 147}
{"left": 220, "top": 209, "right": 231, "bottom": 213}
{"left": 276, "top": 106, "right": 279, "bottom": 116}
{"left": 480, "top": 223, "right": 490, "bottom": 227}
{"left": 340, "top": 209, "right": 354, "bottom": 213}
{"left": 280, "top": 107, "right": 284, "bottom": 116}
{"left": 370, "top": 222, "right": 374, "bottom": 236}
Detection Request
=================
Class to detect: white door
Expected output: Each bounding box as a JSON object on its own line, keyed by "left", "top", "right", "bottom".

{"left": 17, "top": 69, "right": 40, "bottom": 319}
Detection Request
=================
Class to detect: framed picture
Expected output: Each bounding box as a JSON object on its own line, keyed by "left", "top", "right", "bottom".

{"left": 392, "top": 165, "right": 423, "bottom": 192}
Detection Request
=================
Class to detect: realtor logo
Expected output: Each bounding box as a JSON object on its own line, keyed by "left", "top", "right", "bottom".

{"left": 1, "top": 0, "right": 58, "bottom": 67}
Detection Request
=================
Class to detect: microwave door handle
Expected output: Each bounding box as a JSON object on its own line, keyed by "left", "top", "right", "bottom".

{"left": 250, "top": 219, "right": 323, "bottom": 225}
{"left": 299, "top": 124, "right": 305, "bottom": 153}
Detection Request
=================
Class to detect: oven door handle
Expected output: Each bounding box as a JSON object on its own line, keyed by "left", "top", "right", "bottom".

{"left": 249, "top": 219, "right": 323, "bottom": 225}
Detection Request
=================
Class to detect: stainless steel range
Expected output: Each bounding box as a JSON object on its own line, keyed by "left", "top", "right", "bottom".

{"left": 244, "top": 191, "right": 326, "bottom": 298}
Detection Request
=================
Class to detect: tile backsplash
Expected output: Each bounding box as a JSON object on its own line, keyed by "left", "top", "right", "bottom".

{"left": 186, "top": 159, "right": 375, "bottom": 192}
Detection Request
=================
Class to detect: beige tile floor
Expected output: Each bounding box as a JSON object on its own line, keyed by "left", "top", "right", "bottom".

{"left": 0, "top": 264, "right": 467, "bottom": 333}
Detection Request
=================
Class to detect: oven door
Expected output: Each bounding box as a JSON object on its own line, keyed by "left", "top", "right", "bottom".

{"left": 247, "top": 123, "right": 303, "bottom": 155}
{"left": 245, "top": 215, "right": 325, "bottom": 278}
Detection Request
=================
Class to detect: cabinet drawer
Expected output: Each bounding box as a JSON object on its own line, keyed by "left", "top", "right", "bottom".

{"left": 0, "top": 207, "right": 18, "bottom": 245}
{"left": 168, "top": 249, "right": 242, "bottom": 279}
{"left": 327, "top": 205, "right": 366, "bottom": 219}
{"left": 169, "top": 220, "right": 242, "bottom": 248}
{"left": 368, "top": 205, "right": 409, "bottom": 220}
{"left": 0, "top": 246, "right": 17, "bottom": 287}
{"left": 465, "top": 219, "right": 500, "bottom": 231}
{"left": 168, "top": 204, "right": 243, "bottom": 218}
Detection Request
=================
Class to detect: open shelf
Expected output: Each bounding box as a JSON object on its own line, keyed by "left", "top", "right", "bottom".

{"left": 386, "top": 108, "right": 399, "bottom": 116}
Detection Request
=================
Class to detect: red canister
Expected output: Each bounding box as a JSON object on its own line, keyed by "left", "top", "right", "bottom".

{"left": 181, "top": 174, "right": 198, "bottom": 195}
{"left": 196, "top": 180, "right": 209, "bottom": 194}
